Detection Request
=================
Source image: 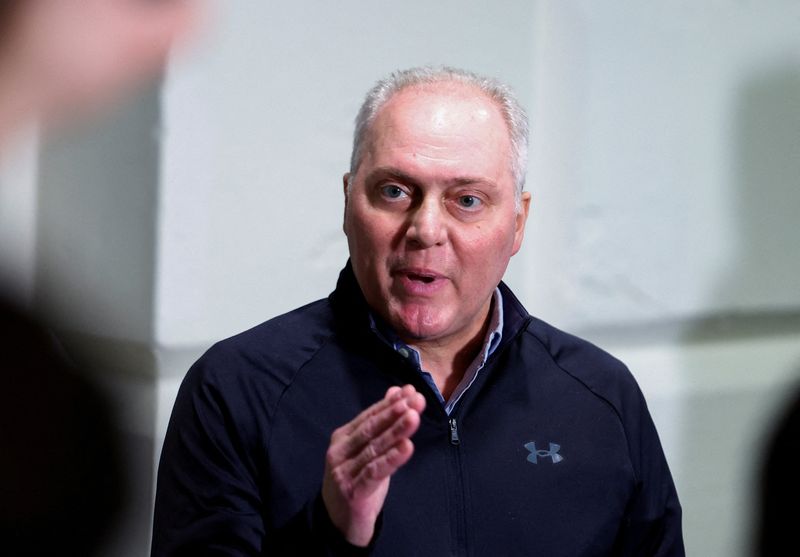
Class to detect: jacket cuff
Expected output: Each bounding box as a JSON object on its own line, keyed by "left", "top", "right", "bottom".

{"left": 313, "top": 492, "right": 383, "bottom": 556}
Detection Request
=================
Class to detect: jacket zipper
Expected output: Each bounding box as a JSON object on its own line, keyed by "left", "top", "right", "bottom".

{"left": 446, "top": 414, "right": 467, "bottom": 555}
{"left": 449, "top": 417, "right": 460, "bottom": 445}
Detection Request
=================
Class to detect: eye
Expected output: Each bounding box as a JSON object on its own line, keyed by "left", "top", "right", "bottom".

{"left": 380, "top": 184, "right": 408, "bottom": 200}
{"left": 457, "top": 195, "right": 482, "bottom": 209}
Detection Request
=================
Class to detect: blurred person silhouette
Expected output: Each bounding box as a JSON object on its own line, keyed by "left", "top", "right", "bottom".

{"left": 0, "top": 1, "right": 197, "bottom": 554}
{"left": 758, "top": 387, "right": 800, "bottom": 556}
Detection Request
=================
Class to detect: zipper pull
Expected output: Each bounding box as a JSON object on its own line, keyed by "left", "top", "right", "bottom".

{"left": 449, "top": 418, "right": 460, "bottom": 446}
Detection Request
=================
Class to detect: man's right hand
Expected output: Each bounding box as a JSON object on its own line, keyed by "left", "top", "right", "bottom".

{"left": 322, "top": 385, "right": 426, "bottom": 547}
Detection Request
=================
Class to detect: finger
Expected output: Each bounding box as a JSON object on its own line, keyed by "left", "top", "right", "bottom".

{"left": 328, "top": 385, "right": 422, "bottom": 465}
{"left": 350, "top": 438, "right": 415, "bottom": 500}
{"left": 345, "top": 389, "right": 424, "bottom": 454}
{"left": 329, "top": 395, "right": 412, "bottom": 464}
{"left": 123, "top": 0, "right": 199, "bottom": 54}
{"left": 107, "top": 0, "right": 199, "bottom": 81}
{"left": 343, "top": 406, "right": 421, "bottom": 481}
{"left": 339, "top": 384, "right": 422, "bottom": 437}
{"left": 406, "top": 389, "right": 426, "bottom": 413}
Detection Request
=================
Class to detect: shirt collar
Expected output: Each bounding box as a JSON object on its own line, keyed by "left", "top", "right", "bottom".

{"left": 368, "top": 287, "right": 505, "bottom": 368}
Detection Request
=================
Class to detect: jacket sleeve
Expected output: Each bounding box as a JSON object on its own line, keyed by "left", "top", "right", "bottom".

{"left": 612, "top": 385, "right": 685, "bottom": 557}
{"left": 150, "top": 353, "right": 376, "bottom": 556}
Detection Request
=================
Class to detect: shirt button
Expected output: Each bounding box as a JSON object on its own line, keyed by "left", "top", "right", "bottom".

{"left": 398, "top": 347, "right": 410, "bottom": 358}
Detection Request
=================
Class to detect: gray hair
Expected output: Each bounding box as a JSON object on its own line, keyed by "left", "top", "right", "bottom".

{"left": 348, "top": 66, "right": 529, "bottom": 203}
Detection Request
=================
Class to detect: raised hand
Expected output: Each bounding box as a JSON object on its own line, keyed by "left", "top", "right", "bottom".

{"left": 0, "top": 0, "right": 199, "bottom": 137}
{"left": 322, "top": 385, "right": 426, "bottom": 546}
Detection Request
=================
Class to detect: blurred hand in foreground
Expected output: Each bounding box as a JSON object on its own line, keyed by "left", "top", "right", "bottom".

{"left": 0, "top": 0, "right": 200, "bottom": 140}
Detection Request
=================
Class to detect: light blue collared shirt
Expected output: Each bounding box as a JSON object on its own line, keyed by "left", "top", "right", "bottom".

{"left": 369, "top": 288, "right": 504, "bottom": 415}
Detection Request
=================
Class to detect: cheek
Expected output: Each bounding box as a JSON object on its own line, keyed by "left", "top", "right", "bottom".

{"left": 352, "top": 208, "right": 404, "bottom": 249}
{"left": 346, "top": 212, "right": 395, "bottom": 267}
{"left": 461, "top": 223, "right": 515, "bottom": 257}
{"left": 455, "top": 227, "right": 516, "bottom": 278}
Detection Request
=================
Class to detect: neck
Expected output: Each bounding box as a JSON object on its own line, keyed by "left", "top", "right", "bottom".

{"left": 404, "top": 298, "right": 493, "bottom": 401}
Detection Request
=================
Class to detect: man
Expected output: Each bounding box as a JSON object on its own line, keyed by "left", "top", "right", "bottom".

{"left": 152, "top": 66, "right": 684, "bottom": 556}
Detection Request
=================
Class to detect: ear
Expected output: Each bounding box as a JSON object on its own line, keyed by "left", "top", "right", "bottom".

{"left": 511, "top": 191, "right": 531, "bottom": 256}
{"left": 342, "top": 172, "right": 351, "bottom": 235}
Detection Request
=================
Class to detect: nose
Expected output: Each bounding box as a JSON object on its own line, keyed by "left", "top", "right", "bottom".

{"left": 406, "top": 196, "right": 446, "bottom": 248}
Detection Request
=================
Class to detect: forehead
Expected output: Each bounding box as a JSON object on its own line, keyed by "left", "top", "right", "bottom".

{"left": 362, "top": 83, "right": 513, "bottom": 179}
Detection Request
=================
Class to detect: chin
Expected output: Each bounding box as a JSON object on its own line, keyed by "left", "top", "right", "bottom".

{"left": 392, "top": 310, "right": 449, "bottom": 342}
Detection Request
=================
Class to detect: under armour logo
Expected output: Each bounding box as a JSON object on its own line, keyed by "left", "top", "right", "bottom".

{"left": 524, "top": 442, "right": 564, "bottom": 464}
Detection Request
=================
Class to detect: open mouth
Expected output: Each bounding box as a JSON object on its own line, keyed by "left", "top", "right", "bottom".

{"left": 393, "top": 268, "right": 446, "bottom": 295}
{"left": 407, "top": 272, "right": 437, "bottom": 284}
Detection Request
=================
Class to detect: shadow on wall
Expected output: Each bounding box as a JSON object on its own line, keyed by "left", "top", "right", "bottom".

{"left": 723, "top": 63, "right": 800, "bottom": 311}
{"left": 735, "top": 68, "right": 800, "bottom": 557}
{"left": 677, "top": 63, "right": 800, "bottom": 557}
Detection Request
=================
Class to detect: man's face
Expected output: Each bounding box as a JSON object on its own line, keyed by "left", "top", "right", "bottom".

{"left": 343, "top": 83, "right": 530, "bottom": 347}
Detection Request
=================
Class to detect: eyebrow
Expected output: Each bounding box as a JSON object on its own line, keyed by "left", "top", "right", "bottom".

{"left": 366, "top": 166, "right": 498, "bottom": 189}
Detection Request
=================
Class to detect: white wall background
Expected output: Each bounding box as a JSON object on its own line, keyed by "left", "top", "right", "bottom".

{"left": 1, "top": 1, "right": 799, "bottom": 556}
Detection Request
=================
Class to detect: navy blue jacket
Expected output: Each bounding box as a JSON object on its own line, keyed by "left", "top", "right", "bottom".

{"left": 152, "top": 264, "right": 684, "bottom": 556}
